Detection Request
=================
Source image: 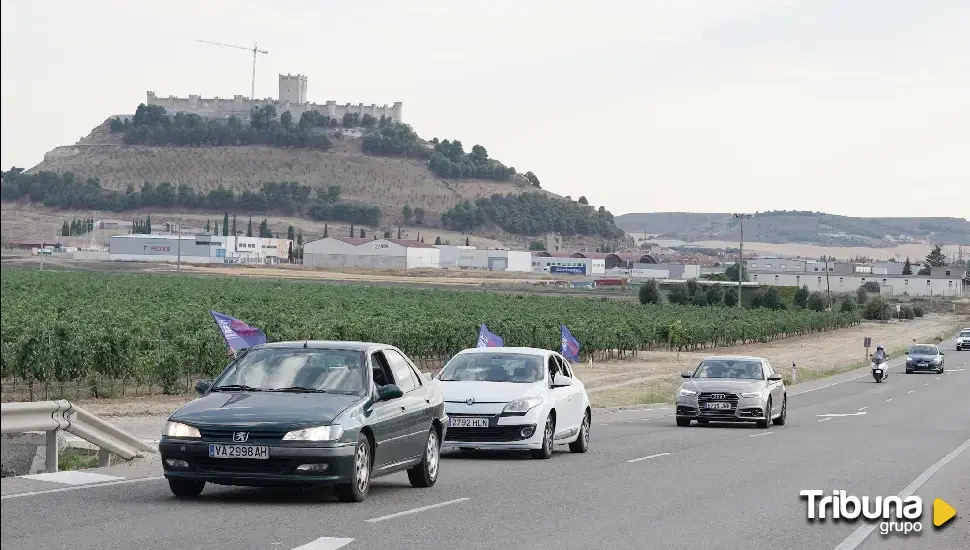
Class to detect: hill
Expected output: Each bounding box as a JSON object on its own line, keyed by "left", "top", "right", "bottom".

{"left": 615, "top": 211, "right": 970, "bottom": 247}
{"left": 2, "top": 105, "right": 627, "bottom": 242}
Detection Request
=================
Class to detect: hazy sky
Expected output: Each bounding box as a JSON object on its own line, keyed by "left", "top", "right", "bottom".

{"left": 2, "top": 0, "right": 968, "bottom": 218}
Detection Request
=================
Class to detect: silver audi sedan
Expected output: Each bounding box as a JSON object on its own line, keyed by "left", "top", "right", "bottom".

{"left": 675, "top": 355, "right": 787, "bottom": 429}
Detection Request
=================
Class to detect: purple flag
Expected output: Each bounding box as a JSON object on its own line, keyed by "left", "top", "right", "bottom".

{"left": 210, "top": 310, "right": 266, "bottom": 351}
{"left": 476, "top": 323, "right": 504, "bottom": 348}
{"left": 560, "top": 324, "right": 581, "bottom": 363}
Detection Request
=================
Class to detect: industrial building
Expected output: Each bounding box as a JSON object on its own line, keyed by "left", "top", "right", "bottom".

{"left": 435, "top": 245, "right": 475, "bottom": 269}
{"left": 108, "top": 234, "right": 293, "bottom": 264}
{"left": 631, "top": 263, "right": 702, "bottom": 280}
{"left": 303, "top": 237, "right": 440, "bottom": 269}
{"left": 453, "top": 248, "right": 532, "bottom": 272}
{"left": 748, "top": 266, "right": 967, "bottom": 297}
{"left": 531, "top": 253, "right": 605, "bottom": 275}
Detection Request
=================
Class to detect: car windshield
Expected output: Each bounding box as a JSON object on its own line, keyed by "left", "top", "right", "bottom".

{"left": 910, "top": 345, "right": 937, "bottom": 355}
{"left": 692, "top": 359, "right": 764, "bottom": 380}
{"left": 961, "top": 331, "right": 970, "bottom": 337}
{"left": 213, "top": 348, "right": 366, "bottom": 394}
{"left": 437, "top": 353, "right": 544, "bottom": 383}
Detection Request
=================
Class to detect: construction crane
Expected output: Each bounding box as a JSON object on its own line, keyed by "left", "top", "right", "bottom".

{"left": 196, "top": 39, "right": 268, "bottom": 100}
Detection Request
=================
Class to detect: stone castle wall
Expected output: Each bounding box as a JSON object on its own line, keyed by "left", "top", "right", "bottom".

{"left": 146, "top": 74, "right": 403, "bottom": 123}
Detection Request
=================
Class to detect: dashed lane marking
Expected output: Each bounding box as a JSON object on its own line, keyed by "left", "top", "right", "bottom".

{"left": 365, "top": 498, "right": 470, "bottom": 523}
{"left": 289, "top": 537, "right": 355, "bottom": 550}
{"left": 627, "top": 453, "right": 671, "bottom": 463}
{"left": 749, "top": 432, "right": 773, "bottom": 438}
{"left": 2, "top": 476, "right": 165, "bottom": 500}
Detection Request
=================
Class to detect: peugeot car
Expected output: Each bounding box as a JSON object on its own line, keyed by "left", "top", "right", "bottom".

{"left": 905, "top": 343, "right": 945, "bottom": 374}
{"left": 675, "top": 355, "right": 787, "bottom": 429}
{"left": 160, "top": 341, "right": 447, "bottom": 502}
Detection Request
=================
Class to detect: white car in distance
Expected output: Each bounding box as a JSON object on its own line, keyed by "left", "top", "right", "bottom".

{"left": 434, "top": 347, "right": 591, "bottom": 459}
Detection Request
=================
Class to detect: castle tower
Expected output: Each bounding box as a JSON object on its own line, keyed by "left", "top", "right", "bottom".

{"left": 279, "top": 74, "right": 307, "bottom": 104}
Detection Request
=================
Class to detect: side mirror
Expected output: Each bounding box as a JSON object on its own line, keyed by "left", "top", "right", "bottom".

{"left": 680, "top": 371, "right": 693, "bottom": 378}
{"left": 195, "top": 379, "right": 212, "bottom": 395}
{"left": 939, "top": 351, "right": 944, "bottom": 355}
{"left": 767, "top": 374, "right": 782, "bottom": 381}
{"left": 551, "top": 374, "right": 573, "bottom": 388}
{"left": 377, "top": 384, "right": 404, "bottom": 401}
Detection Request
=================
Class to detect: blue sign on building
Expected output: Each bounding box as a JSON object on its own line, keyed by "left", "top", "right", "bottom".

{"left": 550, "top": 265, "right": 586, "bottom": 275}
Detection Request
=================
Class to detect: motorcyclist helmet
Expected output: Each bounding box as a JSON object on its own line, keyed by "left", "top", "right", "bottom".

{"left": 876, "top": 344, "right": 884, "bottom": 350}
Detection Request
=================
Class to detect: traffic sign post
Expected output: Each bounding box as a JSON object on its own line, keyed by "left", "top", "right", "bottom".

{"left": 864, "top": 336, "right": 872, "bottom": 361}
{"left": 792, "top": 361, "right": 797, "bottom": 384}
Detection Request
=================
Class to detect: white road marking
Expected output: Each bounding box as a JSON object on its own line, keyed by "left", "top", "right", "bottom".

{"left": 886, "top": 398, "right": 893, "bottom": 402}
{"left": 626, "top": 453, "right": 671, "bottom": 463}
{"left": 816, "top": 412, "right": 866, "bottom": 418}
{"left": 925, "top": 382, "right": 930, "bottom": 385}
{"left": 789, "top": 361, "right": 901, "bottom": 396}
{"left": 817, "top": 418, "right": 832, "bottom": 423}
{"left": 834, "top": 436, "right": 970, "bottom": 550}
{"left": 1, "top": 476, "right": 165, "bottom": 500}
{"left": 908, "top": 390, "right": 914, "bottom": 394}
{"left": 857, "top": 407, "right": 868, "bottom": 411}
{"left": 20, "top": 471, "right": 125, "bottom": 485}
{"left": 749, "top": 432, "right": 773, "bottom": 437}
{"left": 289, "top": 537, "right": 355, "bottom": 550}
{"left": 365, "top": 498, "right": 470, "bottom": 523}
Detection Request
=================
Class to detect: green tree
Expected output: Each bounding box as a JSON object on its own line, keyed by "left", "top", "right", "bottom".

{"left": 856, "top": 286, "right": 868, "bottom": 306}
{"left": 667, "top": 283, "right": 691, "bottom": 305}
{"left": 287, "top": 225, "right": 295, "bottom": 241}
{"left": 232, "top": 215, "right": 237, "bottom": 236}
{"left": 413, "top": 208, "right": 426, "bottom": 225}
{"left": 434, "top": 236, "right": 442, "bottom": 245}
{"left": 864, "top": 296, "right": 891, "bottom": 320}
{"left": 685, "top": 278, "right": 700, "bottom": 296}
{"left": 215, "top": 221, "right": 220, "bottom": 236}
{"left": 465, "top": 236, "right": 470, "bottom": 246}
{"left": 61, "top": 221, "right": 70, "bottom": 236}
{"left": 862, "top": 281, "right": 881, "bottom": 293}
{"left": 145, "top": 215, "right": 152, "bottom": 234}
{"left": 222, "top": 213, "right": 229, "bottom": 236}
{"left": 794, "top": 285, "right": 810, "bottom": 308}
{"left": 350, "top": 224, "right": 355, "bottom": 236}
{"left": 322, "top": 224, "right": 327, "bottom": 238}
{"left": 397, "top": 227, "right": 402, "bottom": 239}
{"left": 638, "top": 279, "right": 662, "bottom": 304}
{"left": 524, "top": 171, "right": 541, "bottom": 188}
{"left": 725, "top": 262, "right": 748, "bottom": 282}
{"left": 723, "top": 288, "right": 738, "bottom": 307}
{"left": 902, "top": 257, "right": 913, "bottom": 275}
{"left": 840, "top": 297, "right": 856, "bottom": 313}
{"left": 297, "top": 229, "right": 303, "bottom": 246}
{"left": 246, "top": 218, "right": 253, "bottom": 237}
{"left": 205, "top": 220, "right": 211, "bottom": 233}
{"left": 706, "top": 284, "right": 724, "bottom": 306}
{"left": 925, "top": 245, "right": 947, "bottom": 267}
{"left": 529, "top": 240, "right": 546, "bottom": 251}
{"left": 807, "top": 292, "right": 827, "bottom": 312}
{"left": 578, "top": 196, "right": 589, "bottom": 205}
{"left": 359, "top": 227, "right": 365, "bottom": 238}
{"left": 402, "top": 204, "right": 413, "bottom": 224}
{"left": 259, "top": 219, "right": 270, "bottom": 238}
{"left": 288, "top": 242, "right": 293, "bottom": 261}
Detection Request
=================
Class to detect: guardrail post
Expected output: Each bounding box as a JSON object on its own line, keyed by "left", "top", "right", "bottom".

{"left": 45, "top": 429, "right": 59, "bottom": 473}
{"left": 792, "top": 362, "right": 797, "bottom": 384}
{"left": 98, "top": 448, "right": 111, "bottom": 467}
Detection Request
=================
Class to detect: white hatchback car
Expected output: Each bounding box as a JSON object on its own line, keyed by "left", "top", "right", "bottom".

{"left": 434, "top": 347, "right": 591, "bottom": 459}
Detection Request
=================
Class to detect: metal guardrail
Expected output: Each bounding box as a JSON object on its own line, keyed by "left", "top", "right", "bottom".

{"left": 1, "top": 400, "right": 156, "bottom": 473}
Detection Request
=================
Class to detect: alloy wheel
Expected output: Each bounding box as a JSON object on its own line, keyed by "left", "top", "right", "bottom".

{"left": 355, "top": 441, "right": 370, "bottom": 494}
{"left": 426, "top": 430, "right": 439, "bottom": 479}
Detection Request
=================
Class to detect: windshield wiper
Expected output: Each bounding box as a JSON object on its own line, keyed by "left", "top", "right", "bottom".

{"left": 210, "top": 384, "right": 263, "bottom": 392}
{"left": 268, "top": 386, "right": 330, "bottom": 393}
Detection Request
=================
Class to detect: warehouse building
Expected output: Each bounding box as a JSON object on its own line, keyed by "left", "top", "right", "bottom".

{"left": 455, "top": 248, "right": 532, "bottom": 272}
{"left": 531, "top": 253, "right": 605, "bottom": 275}
{"left": 108, "top": 234, "right": 293, "bottom": 264}
{"left": 435, "top": 245, "right": 475, "bottom": 269}
{"left": 631, "top": 263, "right": 701, "bottom": 280}
{"left": 750, "top": 268, "right": 966, "bottom": 297}
{"left": 303, "top": 237, "right": 440, "bottom": 269}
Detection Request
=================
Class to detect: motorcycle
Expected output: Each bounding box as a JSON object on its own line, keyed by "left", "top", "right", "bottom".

{"left": 871, "top": 354, "right": 889, "bottom": 382}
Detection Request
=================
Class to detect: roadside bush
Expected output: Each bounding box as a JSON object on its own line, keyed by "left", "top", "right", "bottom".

{"left": 856, "top": 287, "right": 868, "bottom": 306}
{"left": 863, "top": 296, "right": 891, "bottom": 320}
{"left": 861, "top": 281, "right": 881, "bottom": 293}
{"left": 751, "top": 287, "right": 786, "bottom": 310}
{"left": 691, "top": 292, "right": 709, "bottom": 307}
{"left": 912, "top": 305, "right": 924, "bottom": 317}
{"left": 723, "top": 289, "right": 738, "bottom": 307}
{"left": 794, "top": 285, "right": 811, "bottom": 308}
{"left": 667, "top": 283, "right": 691, "bottom": 305}
{"left": 840, "top": 297, "right": 857, "bottom": 313}
{"left": 638, "top": 279, "right": 662, "bottom": 305}
{"left": 899, "top": 306, "right": 915, "bottom": 320}
{"left": 705, "top": 284, "right": 724, "bottom": 306}
{"left": 807, "top": 292, "right": 827, "bottom": 312}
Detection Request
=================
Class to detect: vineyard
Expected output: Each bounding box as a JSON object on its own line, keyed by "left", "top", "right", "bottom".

{"left": 0, "top": 269, "right": 859, "bottom": 399}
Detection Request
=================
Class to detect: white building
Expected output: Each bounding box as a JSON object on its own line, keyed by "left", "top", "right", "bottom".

{"left": 451, "top": 248, "right": 532, "bottom": 272}
{"left": 303, "top": 237, "right": 440, "bottom": 269}
{"left": 749, "top": 271, "right": 966, "bottom": 297}
{"left": 435, "top": 245, "right": 475, "bottom": 269}
{"left": 531, "top": 254, "right": 605, "bottom": 275}
{"left": 108, "top": 234, "right": 292, "bottom": 264}
{"left": 630, "top": 263, "right": 701, "bottom": 280}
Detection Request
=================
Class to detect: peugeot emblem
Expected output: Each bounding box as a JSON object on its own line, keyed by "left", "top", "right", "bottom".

{"left": 233, "top": 432, "right": 249, "bottom": 443}
{"left": 465, "top": 397, "right": 475, "bottom": 406}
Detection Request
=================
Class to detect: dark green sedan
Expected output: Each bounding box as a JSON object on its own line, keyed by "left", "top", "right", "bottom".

{"left": 159, "top": 341, "right": 447, "bottom": 502}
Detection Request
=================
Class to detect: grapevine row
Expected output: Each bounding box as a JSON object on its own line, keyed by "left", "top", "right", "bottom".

{"left": 0, "top": 270, "right": 859, "bottom": 396}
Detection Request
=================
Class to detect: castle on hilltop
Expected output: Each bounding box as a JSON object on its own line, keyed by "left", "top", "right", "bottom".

{"left": 146, "top": 74, "right": 403, "bottom": 123}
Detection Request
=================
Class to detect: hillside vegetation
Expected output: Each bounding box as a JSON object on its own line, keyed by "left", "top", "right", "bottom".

{"left": 615, "top": 210, "right": 970, "bottom": 246}
{"left": 9, "top": 104, "right": 624, "bottom": 238}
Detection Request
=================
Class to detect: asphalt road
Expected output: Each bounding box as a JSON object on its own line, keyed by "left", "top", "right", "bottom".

{"left": 2, "top": 348, "right": 968, "bottom": 550}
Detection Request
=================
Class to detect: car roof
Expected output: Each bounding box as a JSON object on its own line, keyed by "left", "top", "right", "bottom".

{"left": 699, "top": 355, "right": 766, "bottom": 362}
{"left": 909, "top": 343, "right": 939, "bottom": 349}
{"left": 456, "top": 347, "right": 553, "bottom": 356}
{"left": 255, "top": 340, "right": 392, "bottom": 352}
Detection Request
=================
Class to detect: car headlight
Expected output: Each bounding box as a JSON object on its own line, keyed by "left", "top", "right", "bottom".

{"left": 677, "top": 388, "right": 697, "bottom": 397}
{"left": 740, "top": 391, "right": 765, "bottom": 399}
{"left": 282, "top": 425, "right": 344, "bottom": 442}
{"left": 164, "top": 421, "right": 201, "bottom": 438}
{"left": 502, "top": 397, "right": 543, "bottom": 414}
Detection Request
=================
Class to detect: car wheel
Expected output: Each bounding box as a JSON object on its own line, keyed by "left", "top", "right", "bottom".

{"left": 773, "top": 395, "right": 787, "bottom": 426}
{"left": 906, "top": 368, "right": 913, "bottom": 374}
{"left": 168, "top": 479, "right": 205, "bottom": 498}
{"left": 756, "top": 398, "right": 771, "bottom": 429}
{"left": 407, "top": 426, "right": 440, "bottom": 488}
{"left": 569, "top": 410, "right": 591, "bottom": 453}
{"left": 336, "top": 433, "right": 371, "bottom": 502}
{"left": 938, "top": 365, "right": 944, "bottom": 374}
{"left": 531, "top": 414, "right": 555, "bottom": 459}
{"left": 676, "top": 417, "right": 691, "bottom": 427}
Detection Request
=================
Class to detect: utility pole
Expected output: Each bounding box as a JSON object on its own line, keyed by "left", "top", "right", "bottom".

{"left": 176, "top": 216, "right": 182, "bottom": 272}
{"left": 733, "top": 213, "right": 751, "bottom": 307}
{"left": 823, "top": 255, "right": 831, "bottom": 306}
{"left": 196, "top": 40, "right": 268, "bottom": 100}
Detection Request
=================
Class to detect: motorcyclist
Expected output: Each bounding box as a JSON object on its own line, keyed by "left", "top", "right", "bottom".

{"left": 872, "top": 344, "right": 888, "bottom": 365}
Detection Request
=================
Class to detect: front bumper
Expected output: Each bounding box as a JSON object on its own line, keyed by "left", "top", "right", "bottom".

{"left": 906, "top": 362, "right": 942, "bottom": 371}
{"left": 441, "top": 405, "right": 543, "bottom": 449}
{"left": 159, "top": 437, "right": 357, "bottom": 487}
{"left": 675, "top": 395, "right": 767, "bottom": 422}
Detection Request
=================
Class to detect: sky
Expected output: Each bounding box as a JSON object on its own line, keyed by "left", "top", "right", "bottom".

{"left": 2, "top": 0, "right": 968, "bottom": 218}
